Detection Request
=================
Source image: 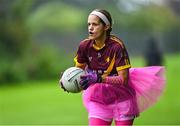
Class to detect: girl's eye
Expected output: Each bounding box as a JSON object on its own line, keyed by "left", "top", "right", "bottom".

{"left": 88, "top": 22, "right": 99, "bottom": 27}
{"left": 93, "top": 23, "right": 98, "bottom": 26}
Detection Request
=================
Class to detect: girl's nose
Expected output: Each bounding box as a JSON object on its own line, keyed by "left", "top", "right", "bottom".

{"left": 89, "top": 24, "right": 93, "bottom": 30}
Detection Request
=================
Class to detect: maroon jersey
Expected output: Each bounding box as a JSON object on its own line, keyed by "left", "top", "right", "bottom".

{"left": 74, "top": 35, "right": 131, "bottom": 76}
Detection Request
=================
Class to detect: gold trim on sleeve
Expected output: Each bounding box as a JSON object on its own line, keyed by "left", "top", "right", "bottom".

{"left": 116, "top": 65, "right": 131, "bottom": 71}
{"left": 74, "top": 56, "right": 86, "bottom": 68}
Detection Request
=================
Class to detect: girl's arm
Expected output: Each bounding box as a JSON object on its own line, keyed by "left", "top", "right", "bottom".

{"left": 102, "top": 68, "right": 129, "bottom": 85}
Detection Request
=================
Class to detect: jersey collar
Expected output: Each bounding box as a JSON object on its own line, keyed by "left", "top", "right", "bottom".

{"left": 90, "top": 36, "right": 110, "bottom": 51}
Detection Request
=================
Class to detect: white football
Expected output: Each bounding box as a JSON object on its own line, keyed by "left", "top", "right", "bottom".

{"left": 60, "top": 67, "right": 85, "bottom": 93}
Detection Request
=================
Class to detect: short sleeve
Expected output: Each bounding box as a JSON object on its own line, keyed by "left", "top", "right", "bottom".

{"left": 74, "top": 41, "right": 88, "bottom": 66}
{"left": 115, "top": 44, "right": 131, "bottom": 71}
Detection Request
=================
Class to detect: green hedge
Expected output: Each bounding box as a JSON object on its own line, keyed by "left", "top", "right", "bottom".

{"left": 0, "top": 43, "right": 74, "bottom": 84}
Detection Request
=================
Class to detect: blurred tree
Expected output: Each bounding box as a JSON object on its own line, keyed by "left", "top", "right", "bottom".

{"left": 164, "top": 0, "right": 180, "bottom": 52}
{"left": 27, "top": 2, "right": 86, "bottom": 33}
{"left": 163, "top": 21, "right": 180, "bottom": 53}
{"left": 122, "top": 5, "right": 174, "bottom": 32}
{"left": 0, "top": 0, "right": 35, "bottom": 83}
{"left": 0, "top": 0, "right": 34, "bottom": 58}
{"left": 0, "top": 0, "right": 178, "bottom": 83}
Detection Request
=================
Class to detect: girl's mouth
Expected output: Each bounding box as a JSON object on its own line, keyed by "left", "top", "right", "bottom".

{"left": 89, "top": 32, "right": 94, "bottom": 35}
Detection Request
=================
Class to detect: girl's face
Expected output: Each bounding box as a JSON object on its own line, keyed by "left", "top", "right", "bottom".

{"left": 88, "top": 14, "right": 108, "bottom": 40}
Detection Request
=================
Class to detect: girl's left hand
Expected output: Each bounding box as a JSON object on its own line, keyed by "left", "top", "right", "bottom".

{"left": 80, "top": 71, "right": 102, "bottom": 90}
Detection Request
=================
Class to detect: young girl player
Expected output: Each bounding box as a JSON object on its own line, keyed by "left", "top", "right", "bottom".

{"left": 73, "top": 9, "right": 165, "bottom": 126}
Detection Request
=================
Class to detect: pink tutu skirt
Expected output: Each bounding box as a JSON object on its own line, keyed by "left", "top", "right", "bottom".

{"left": 82, "top": 66, "right": 166, "bottom": 117}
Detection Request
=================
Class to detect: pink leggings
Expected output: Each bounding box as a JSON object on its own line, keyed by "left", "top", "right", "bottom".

{"left": 89, "top": 117, "right": 134, "bottom": 126}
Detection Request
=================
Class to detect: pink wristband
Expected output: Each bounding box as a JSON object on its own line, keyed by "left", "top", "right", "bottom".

{"left": 104, "top": 76, "right": 123, "bottom": 85}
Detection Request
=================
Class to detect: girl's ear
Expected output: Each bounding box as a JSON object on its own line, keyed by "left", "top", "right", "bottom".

{"left": 104, "top": 25, "right": 110, "bottom": 31}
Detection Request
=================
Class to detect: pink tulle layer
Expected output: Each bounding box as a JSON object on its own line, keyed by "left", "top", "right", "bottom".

{"left": 82, "top": 66, "right": 166, "bottom": 116}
